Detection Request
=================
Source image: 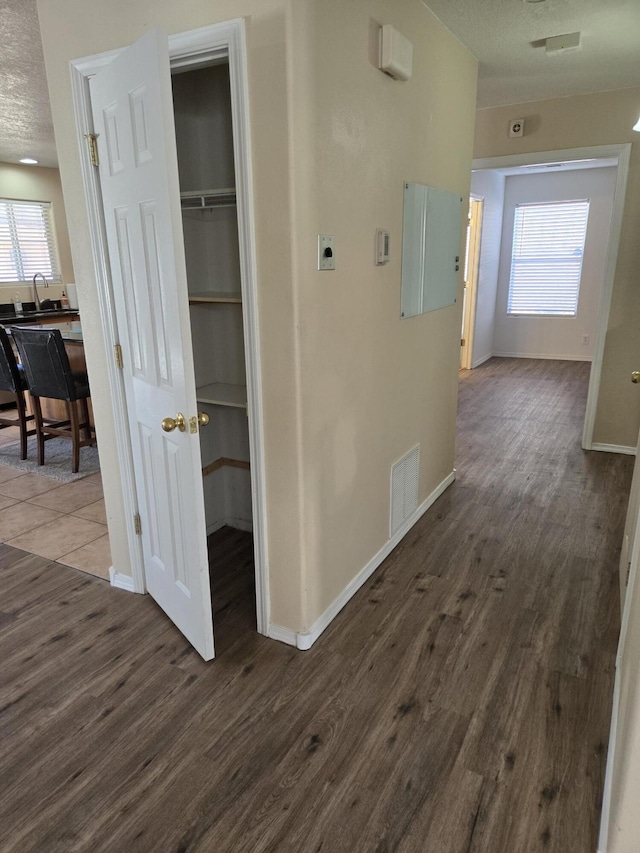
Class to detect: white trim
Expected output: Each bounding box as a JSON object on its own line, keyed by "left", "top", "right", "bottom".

{"left": 471, "top": 352, "right": 493, "bottom": 368}
{"left": 599, "top": 460, "right": 640, "bottom": 851}
{"left": 273, "top": 470, "right": 456, "bottom": 651}
{"left": 492, "top": 351, "right": 592, "bottom": 362}
{"left": 598, "top": 666, "right": 620, "bottom": 853}
{"left": 70, "top": 21, "right": 269, "bottom": 633}
{"left": 109, "top": 567, "right": 138, "bottom": 592}
{"left": 583, "top": 145, "right": 631, "bottom": 450}
{"left": 267, "top": 623, "right": 298, "bottom": 648}
{"left": 591, "top": 443, "right": 637, "bottom": 456}
{"left": 472, "top": 144, "right": 632, "bottom": 453}
{"left": 223, "top": 22, "right": 270, "bottom": 636}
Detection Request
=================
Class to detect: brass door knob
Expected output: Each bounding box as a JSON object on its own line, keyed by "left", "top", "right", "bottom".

{"left": 162, "top": 412, "right": 186, "bottom": 432}
{"left": 197, "top": 412, "right": 210, "bottom": 427}
{"left": 632, "top": 372, "right": 640, "bottom": 384}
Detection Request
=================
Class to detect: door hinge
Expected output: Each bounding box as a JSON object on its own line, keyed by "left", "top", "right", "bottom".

{"left": 114, "top": 344, "right": 123, "bottom": 369}
{"left": 461, "top": 338, "right": 466, "bottom": 346}
{"left": 85, "top": 133, "right": 99, "bottom": 167}
{"left": 134, "top": 513, "right": 142, "bottom": 535}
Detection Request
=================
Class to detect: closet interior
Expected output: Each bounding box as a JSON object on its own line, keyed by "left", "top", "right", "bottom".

{"left": 171, "top": 61, "right": 255, "bottom": 632}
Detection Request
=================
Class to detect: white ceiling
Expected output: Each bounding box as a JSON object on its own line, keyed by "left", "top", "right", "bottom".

{"left": 423, "top": 0, "right": 640, "bottom": 108}
{"left": 1, "top": 1, "right": 640, "bottom": 168}
{"left": 0, "top": 0, "right": 56, "bottom": 168}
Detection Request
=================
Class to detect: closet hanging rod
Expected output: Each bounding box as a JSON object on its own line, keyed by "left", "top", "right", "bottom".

{"left": 180, "top": 188, "right": 236, "bottom": 210}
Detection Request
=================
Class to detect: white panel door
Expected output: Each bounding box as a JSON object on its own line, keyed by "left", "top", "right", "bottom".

{"left": 89, "top": 28, "right": 215, "bottom": 659}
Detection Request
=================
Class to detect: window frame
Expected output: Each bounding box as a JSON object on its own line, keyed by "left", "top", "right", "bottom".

{"left": 507, "top": 198, "right": 590, "bottom": 319}
{"left": 0, "top": 197, "right": 62, "bottom": 286}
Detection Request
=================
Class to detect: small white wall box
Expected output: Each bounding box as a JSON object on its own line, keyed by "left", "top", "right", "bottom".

{"left": 379, "top": 25, "right": 413, "bottom": 81}
{"left": 509, "top": 118, "right": 525, "bottom": 138}
{"left": 545, "top": 31, "right": 582, "bottom": 55}
{"left": 375, "top": 229, "right": 390, "bottom": 265}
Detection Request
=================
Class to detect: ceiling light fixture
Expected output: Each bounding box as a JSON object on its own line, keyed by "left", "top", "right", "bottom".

{"left": 524, "top": 0, "right": 546, "bottom": 4}
{"left": 633, "top": 117, "right": 640, "bottom": 132}
{"left": 19, "top": 158, "right": 38, "bottom": 165}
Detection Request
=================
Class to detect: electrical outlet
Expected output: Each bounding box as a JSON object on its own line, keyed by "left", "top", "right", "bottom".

{"left": 582, "top": 334, "right": 590, "bottom": 345}
{"left": 318, "top": 235, "right": 335, "bottom": 270}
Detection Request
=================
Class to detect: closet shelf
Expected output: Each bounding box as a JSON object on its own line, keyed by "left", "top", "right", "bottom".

{"left": 188, "top": 291, "right": 242, "bottom": 304}
{"left": 180, "top": 188, "right": 236, "bottom": 209}
{"left": 202, "top": 457, "right": 250, "bottom": 478}
{"left": 196, "top": 382, "right": 247, "bottom": 409}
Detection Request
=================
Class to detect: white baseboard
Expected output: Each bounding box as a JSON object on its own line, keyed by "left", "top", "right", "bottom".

{"left": 492, "top": 351, "right": 592, "bottom": 362}
{"left": 598, "top": 662, "right": 621, "bottom": 853}
{"left": 109, "top": 566, "right": 137, "bottom": 592}
{"left": 471, "top": 352, "right": 493, "bottom": 368}
{"left": 591, "top": 443, "right": 637, "bottom": 456}
{"left": 268, "top": 470, "right": 456, "bottom": 652}
{"left": 267, "top": 623, "right": 298, "bottom": 647}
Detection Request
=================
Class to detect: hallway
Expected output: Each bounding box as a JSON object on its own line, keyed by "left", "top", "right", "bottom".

{"left": 0, "top": 358, "right": 632, "bottom": 852}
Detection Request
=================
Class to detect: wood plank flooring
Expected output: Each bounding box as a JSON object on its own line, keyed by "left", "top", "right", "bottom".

{"left": 0, "top": 357, "right": 632, "bottom": 852}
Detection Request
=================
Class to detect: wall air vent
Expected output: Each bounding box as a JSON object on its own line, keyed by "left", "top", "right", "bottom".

{"left": 390, "top": 445, "right": 420, "bottom": 537}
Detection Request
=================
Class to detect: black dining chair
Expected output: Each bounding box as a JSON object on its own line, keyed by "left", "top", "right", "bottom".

{"left": 0, "top": 325, "right": 36, "bottom": 459}
{"left": 11, "top": 327, "right": 95, "bottom": 473}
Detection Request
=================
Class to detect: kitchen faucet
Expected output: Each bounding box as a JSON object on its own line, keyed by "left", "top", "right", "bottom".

{"left": 32, "top": 272, "right": 49, "bottom": 311}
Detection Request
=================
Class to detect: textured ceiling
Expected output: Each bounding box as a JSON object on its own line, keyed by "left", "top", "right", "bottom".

{"left": 423, "top": 0, "right": 640, "bottom": 108}
{"left": 1, "top": 0, "right": 640, "bottom": 168}
{"left": 0, "top": 0, "right": 56, "bottom": 167}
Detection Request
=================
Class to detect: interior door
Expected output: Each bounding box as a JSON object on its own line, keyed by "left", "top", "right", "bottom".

{"left": 89, "top": 28, "right": 215, "bottom": 659}
{"left": 599, "top": 426, "right": 640, "bottom": 848}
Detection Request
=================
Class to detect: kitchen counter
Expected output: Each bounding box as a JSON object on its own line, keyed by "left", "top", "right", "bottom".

{"left": 0, "top": 309, "right": 80, "bottom": 324}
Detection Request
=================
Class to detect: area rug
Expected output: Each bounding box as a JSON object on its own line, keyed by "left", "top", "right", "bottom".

{"left": 0, "top": 437, "right": 100, "bottom": 482}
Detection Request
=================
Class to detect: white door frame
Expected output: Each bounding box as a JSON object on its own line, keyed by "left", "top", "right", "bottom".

{"left": 472, "top": 144, "right": 631, "bottom": 452}
{"left": 598, "top": 429, "right": 640, "bottom": 851}
{"left": 70, "top": 19, "right": 270, "bottom": 635}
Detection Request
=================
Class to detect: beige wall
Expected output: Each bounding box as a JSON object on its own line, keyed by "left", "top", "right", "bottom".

{"left": 474, "top": 88, "right": 640, "bottom": 448}
{"left": 0, "top": 161, "right": 75, "bottom": 301}
{"left": 37, "top": 0, "right": 477, "bottom": 635}
{"left": 289, "top": 0, "right": 477, "bottom": 629}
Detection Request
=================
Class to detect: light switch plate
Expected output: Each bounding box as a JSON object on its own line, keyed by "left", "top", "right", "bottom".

{"left": 318, "top": 234, "right": 335, "bottom": 270}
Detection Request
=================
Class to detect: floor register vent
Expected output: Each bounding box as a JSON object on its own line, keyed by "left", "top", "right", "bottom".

{"left": 390, "top": 444, "right": 420, "bottom": 537}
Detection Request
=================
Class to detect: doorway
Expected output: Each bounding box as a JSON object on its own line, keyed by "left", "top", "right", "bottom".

{"left": 70, "top": 21, "right": 268, "bottom": 661}
{"left": 468, "top": 144, "right": 631, "bottom": 452}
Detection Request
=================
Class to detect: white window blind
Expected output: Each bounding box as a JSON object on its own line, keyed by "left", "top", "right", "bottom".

{"left": 508, "top": 200, "right": 590, "bottom": 316}
{"left": 0, "top": 199, "right": 62, "bottom": 284}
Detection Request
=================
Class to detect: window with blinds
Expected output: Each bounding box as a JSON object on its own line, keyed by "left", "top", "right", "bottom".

{"left": 0, "top": 199, "right": 62, "bottom": 284}
{"left": 508, "top": 199, "right": 590, "bottom": 316}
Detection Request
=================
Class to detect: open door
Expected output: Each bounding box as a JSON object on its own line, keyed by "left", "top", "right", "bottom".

{"left": 460, "top": 197, "right": 483, "bottom": 370}
{"left": 89, "top": 28, "right": 215, "bottom": 659}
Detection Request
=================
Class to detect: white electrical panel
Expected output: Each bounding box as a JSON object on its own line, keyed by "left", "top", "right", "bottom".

{"left": 401, "top": 182, "right": 461, "bottom": 319}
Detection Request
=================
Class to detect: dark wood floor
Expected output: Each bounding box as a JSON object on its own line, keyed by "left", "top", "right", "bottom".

{"left": 0, "top": 357, "right": 632, "bottom": 852}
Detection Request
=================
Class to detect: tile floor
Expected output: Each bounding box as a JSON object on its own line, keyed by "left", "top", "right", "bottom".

{"left": 0, "top": 420, "right": 111, "bottom": 579}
